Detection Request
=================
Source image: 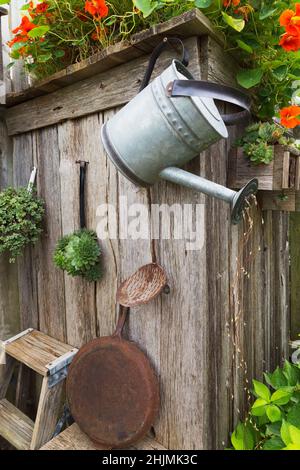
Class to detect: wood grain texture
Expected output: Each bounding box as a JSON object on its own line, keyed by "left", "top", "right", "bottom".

{"left": 12, "top": 132, "right": 39, "bottom": 416}
{"left": 5, "top": 36, "right": 201, "bottom": 136}
{"left": 0, "top": 119, "right": 19, "bottom": 342}
{"left": 58, "top": 119, "right": 97, "bottom": 348}
{"left": 34, "top": 126, "right": 66, "bottom": 341}
{"left": 5, "top": 8, "right": 222, "bottom": 106}
{"left": 228, "top": 146, "right": 300, "bottom": 191}
{"left": 290, "top": 213, "right": 300, "bottom": 341}
{"left": 0, "top": 398, "right": 34, "bottom": 449}
{"left": 0, "top": 356, "right": 16, "bottom": 399}
{"left": 257, "top": 190, "right": 298, "bottom": 212}
{"left": 30, "top": 376, "right": 64, "bottom": 450}
{"left": 89, "top": 110, "right": 119, "bottom": 338}
{"left": 40, "top": 423, "right": 167, "bottom": 450}
{"left": 0, "top": 8, "right": 7, "bottom": 104}
{"left": 5, "top": 329, "right": 74, "bottom": 376}
{"left": 4, "top": 30, "right": 291, "bottom": 451}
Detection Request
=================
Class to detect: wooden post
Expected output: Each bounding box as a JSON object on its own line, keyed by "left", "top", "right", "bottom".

{"left": 290, "top": 213, "right": 300, "bottom": 340}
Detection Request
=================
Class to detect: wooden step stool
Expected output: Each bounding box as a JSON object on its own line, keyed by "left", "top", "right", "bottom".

{"left": 0, "top": 328, "right": 77, "bottom": 450}
{"left": 41, "top": 424, "right": 167, "bottom": 451}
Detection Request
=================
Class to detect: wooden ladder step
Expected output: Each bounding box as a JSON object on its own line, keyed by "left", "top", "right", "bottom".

{"left": 4, "top": 329, "right": 76, "bottom": 376}
{"left": 0, "top": 399, "right": 34, "bottom": 450}
{"left": 41, "top": 423, "right": 167, "bottom": 450}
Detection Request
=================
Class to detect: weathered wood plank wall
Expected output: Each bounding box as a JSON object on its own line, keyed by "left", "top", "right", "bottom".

{"left": 0, "top": 119, "right": 19, "bottom": 341}
{"left": 290, "top": 214, "right": 300, "bottom": 340}
{"left": 0, "top": 16, "right": 290, "bottom": 450}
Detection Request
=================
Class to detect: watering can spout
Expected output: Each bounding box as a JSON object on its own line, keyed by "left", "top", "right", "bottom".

{"left": 159, "top": 167, "right": 258, "bottom": 225}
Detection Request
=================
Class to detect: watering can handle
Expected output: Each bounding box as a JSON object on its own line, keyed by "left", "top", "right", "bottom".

{"left": 139, "top": 37, "right": 189, "bottom": 92}
{"left": 167, "top": 79, "right": 251, "bottom": 126}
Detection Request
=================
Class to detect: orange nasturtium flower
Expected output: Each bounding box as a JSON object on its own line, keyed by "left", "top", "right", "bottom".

{"left": 223, "top": 0, "right": 240, "bottom": 7}
{"left": 28, "top": 1, "right": 49, "bottom": 16}
{"left": 280, "top": 106, "right": 300, "bottom": 128}
{"left": 280, "top": 3, "right": 300, "bottom": 35}
{"left": 7, "top": 34, "right": 27, "bottom": 48}
{"left": 85, "top": 0, "right": 109, "bottom": 19}
{"left": 12, "top": 16, "right": 37, "bottom": 35}
{"left": 279, "top": 32, "right": 300, "bottom": 51}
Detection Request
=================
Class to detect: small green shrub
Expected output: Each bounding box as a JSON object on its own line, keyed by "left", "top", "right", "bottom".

{"left": 53, "top": 229, "right": 102, "bottom": 282}
{"left": 0, "top": 186, "right": 44, "bottom": 262}
{"left": 236, "top": 122, "right": 300, "bottom": 165}
{"left": 230, "top": 360, "right": 300, "bottom": 450}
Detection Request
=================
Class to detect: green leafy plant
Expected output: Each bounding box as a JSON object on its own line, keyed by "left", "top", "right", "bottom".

{"left": 236, "top": 121, "right": 300, "bottom": 165}
{"left": 230, "top": 360, "right": 300, "bottom": 450}
{"left": 0, "top": 186, "right": 44, "bottom": 262}
{"left": 6, "top": 1, "right": 300, "bottom": 123}
{"left": 53, "top": 229, "right": 102, "bottom": 282}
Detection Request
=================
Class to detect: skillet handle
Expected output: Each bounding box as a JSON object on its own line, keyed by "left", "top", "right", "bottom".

{"left": 112, "top": 306, "right": 129, "bottom": 338}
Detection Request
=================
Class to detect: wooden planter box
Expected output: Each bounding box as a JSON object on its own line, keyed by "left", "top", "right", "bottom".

{"left": 256, "top": 190, "right": 300, "bottom": 212}
{"left": 228, "top": 145, "right": 300, "bottom": 211}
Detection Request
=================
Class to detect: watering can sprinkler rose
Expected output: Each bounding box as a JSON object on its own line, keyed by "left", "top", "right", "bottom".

{"left": 101, "top": 38, "right": 258, "bottom": 225}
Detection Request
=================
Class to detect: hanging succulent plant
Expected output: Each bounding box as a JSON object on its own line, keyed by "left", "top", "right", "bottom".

{"left": 53, "top": 229, "right": 102, "bottom": 282}
{"left": 0, "top": 186, "right": 44, "bottom": 262}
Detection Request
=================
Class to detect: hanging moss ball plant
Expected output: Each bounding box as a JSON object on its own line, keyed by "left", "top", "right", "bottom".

{"left": 0, "top": 186, "right": 44, "bottom": 262}
{"left": 53, "top": 229, "right": 102, "bottom": 282}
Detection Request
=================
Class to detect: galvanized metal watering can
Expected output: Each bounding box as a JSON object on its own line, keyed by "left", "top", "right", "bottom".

{"left": 101, "top": 38, "right": 258, "bottom": 224}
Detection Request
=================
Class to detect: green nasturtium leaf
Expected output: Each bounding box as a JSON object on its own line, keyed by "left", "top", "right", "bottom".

{"left": 133, "top": 0, "right": 158, "bottom": 18}
{"left": 283, "top": 360, "right": 300, "bottom": 386}
{"left": 231, "top": 422, "right": 255, "bottom": 450}
{"left": 259, "top": 7, "right": 278, "bottom": 20}
{"left": 265, "top": 367, "right": 288, "bottom": 389}
{"left": 263, "top": 436, "right": 285, "bottom": 450}
{"left": 54, "top": 50, "right": 65, "bottom": 58}
{"left": 281, "top": 420, "right": 292, "bottom": 446}
{"left": 38, "top": 53, "right": 52, "bottom": 63}
{"left": 237, "top": 68, "right": 263, "bottom": 89}
{"left": 271, "top": 389, "right": 292, "bottom": 406}
{"left": 287, "top": 403, "right": 300, "bottom": 428}
{"left": 194, "top": 0, "right": 213, "bottom": 7}
{"left": 266, "top": 405, "right": 281, "bottom": 423}
{"left": 236, "top": 39, "right": 253, "bottom": 54}
{"left": 272, "top": 65, "right": 288, "bottom": 82}
{"left": 281, "top": 420, "right": 300, "bottom": 447}
{"left": 251, "top": 398, "right": 268, "bottom": 416}
{"left": 253, "top": 379, "right": 271, "bottom": 402}
{"left": 28, "top": 25, "right": 50, "bottom": 39}
{"left": 284, "top": 443, "right": 300, "bottom": 449}
{"left": 222, "top": 12, "right": 245, "bottom": 32}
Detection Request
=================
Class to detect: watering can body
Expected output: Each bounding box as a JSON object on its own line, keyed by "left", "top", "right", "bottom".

{"left": 102, "top": 60, "right": 228, "bottom": 187}
{"left": 101, "top": 56, "right": 258, "bottom": 224}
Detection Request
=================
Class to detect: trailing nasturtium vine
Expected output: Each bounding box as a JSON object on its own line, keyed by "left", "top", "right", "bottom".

{"left": 4, "top": 1, "right": 300, "bottom": 126}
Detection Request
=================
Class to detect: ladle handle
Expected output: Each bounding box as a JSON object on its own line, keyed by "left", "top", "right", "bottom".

{"left": 112, "top": 306, "right": 129, "bottom": 339}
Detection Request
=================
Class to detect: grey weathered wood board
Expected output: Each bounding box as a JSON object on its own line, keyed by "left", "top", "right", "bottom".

{"left": 5, "top": 8, "right": 222, "bottom": 106}
{"left": 0, "top": 24, "right": 290, "bottom": 450}
{"left": 5, "top": 36, "right": 201, "bottom": 135}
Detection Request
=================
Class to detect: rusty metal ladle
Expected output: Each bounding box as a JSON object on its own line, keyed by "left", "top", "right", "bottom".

{"left": 66, "top": 263, "right": 167, "bottom": 449}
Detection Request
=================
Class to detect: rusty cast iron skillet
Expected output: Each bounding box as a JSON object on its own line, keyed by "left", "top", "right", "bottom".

{"left": 67, "top": 263, "right": 167, "bottom": 449}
